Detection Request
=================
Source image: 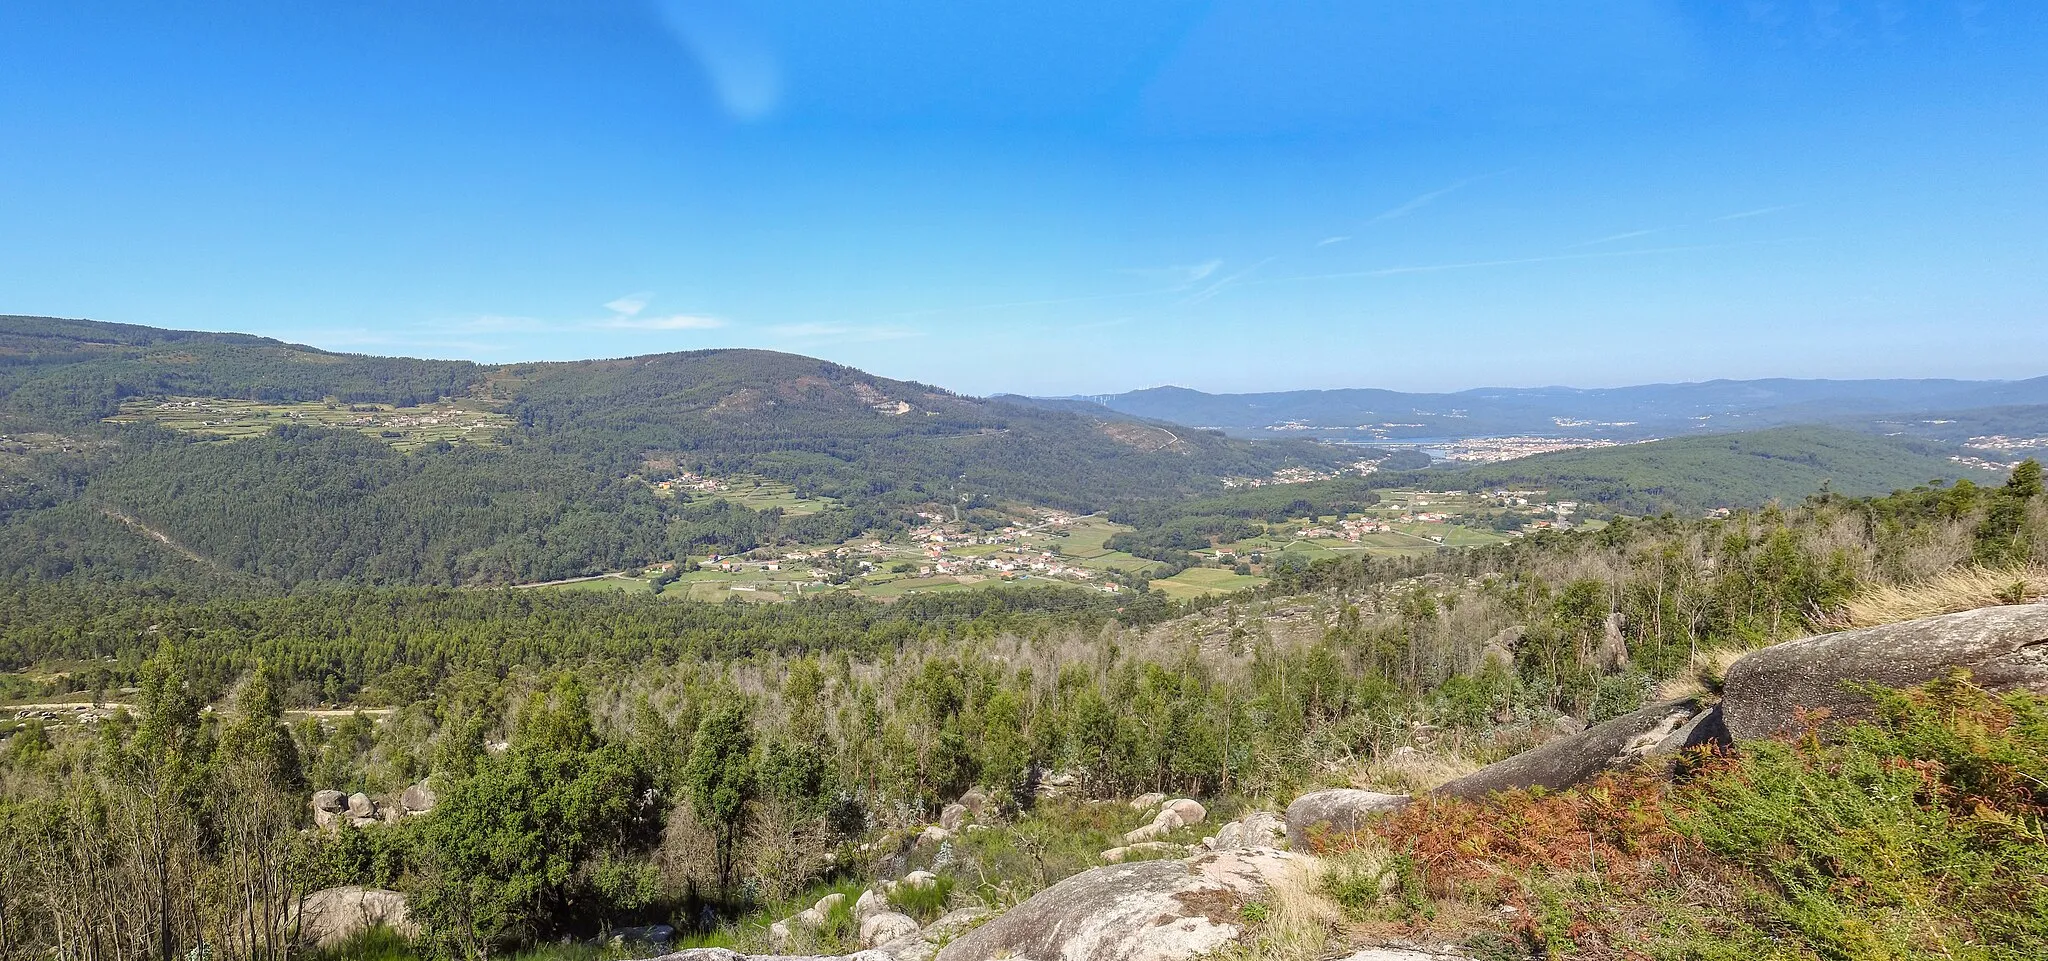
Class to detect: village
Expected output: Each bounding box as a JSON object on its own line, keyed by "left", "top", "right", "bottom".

{"left": 542, "top": 477, "right": 1600, "bottom": 606}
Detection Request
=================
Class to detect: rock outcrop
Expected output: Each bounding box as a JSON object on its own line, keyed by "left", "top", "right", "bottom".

{"left": 1597, "top": 611, "right": 1630, "bottom": 670}
{"left": 1161, "top": 798, "right": 1205, "bottom": 826}
{"left": 1284, "top": 790, "right": 1409, "bottom": 851}
{"left": 934, "top": 848, "right": 1297, "bottom": 961}
{"left": 1431, "top": 698, "right": 1714, "bottom": 800}
{"left": 292, "top": 886, "right": 414, "bottom": 947}
{"left": 854, "top": 888, "right": 890, "bottom": 924}
{"left": 1120, "top": 797, "right": 1207, "bottom": 844}
{"left": 310, "top": 790, "right": 347, "bottom": 828}
{"left": 1721, "top": 603, "right": 2048, "bottom": 740}
{"left": 1479, "top": 626, "right": 1524, "bottom": 672}
{"left": 1209, "top": 811, "right": 1286, "bottom": 851}
{"left": 858, "top": 912, "right": 920, "bottom": 948}
{"left": 399, "top": 782, "right": 437, "bottom": 815}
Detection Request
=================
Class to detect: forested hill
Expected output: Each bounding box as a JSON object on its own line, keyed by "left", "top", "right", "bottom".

{"left": 1423, "top": 425, "right": 1988, "bottom": 513}
{"left": 0, "top": 316, "right": 1348, "bottom": 588}
{"left": 0, "top": 315, "right": 485, "bottom": 418}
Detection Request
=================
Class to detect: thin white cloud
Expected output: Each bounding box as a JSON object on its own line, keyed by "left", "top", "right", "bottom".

{"left": 1179, "top": 256, "right": 1277, "bottom": 306}
{"left": 1271, "top": 237, "right": 1810, "bottom": 284}
{"left": 604, "top": 293, "right": 652, "bottom": 317}
{"left": 1566, "top": 227, "right": 1670, "bottom": 249}
{"left": 1316, "top": 236, "right": 1353, "bottom": 246}
{"left": 597, "top": 314, "right": 727, "bottom": 331}
{"left": 1366, "top": 169, "right": 1512, "bottom": 224}
{"left": 1709, "top": 203, "right": 1799, "bottom": 222}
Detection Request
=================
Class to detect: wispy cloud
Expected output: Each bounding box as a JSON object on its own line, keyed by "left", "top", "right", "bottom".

{"left": 899, "top": 285, "right": 1191, "bottom": 318}
{"left": 591, "top": 293, "right": 728, "bottom": 332}
{"left": 1270, "top": 237, "right": 1811, "bottom": 284}
{"left": 1316, "top": 236, "right": 1352, "bottom": 247}
{"left": 769, "top": 322, "right": 919, "bottom": 342}
{"left": 1709, "top": 203, "right": 1800, "bottom": 222}
{"left": 1367, "top": 169, "right": 1512, "bottom": 224}
{"left": 596, "top": 314, "right": 727, "bottom": 330}
{"left": 1566, "top": 227, "right": 1670, "bottom": 249}
{"left": 603, "top": 292, "right": 652, "bottom": 316}
{"left": 1179, "top": 256, "right": 1277, "bottom": 306}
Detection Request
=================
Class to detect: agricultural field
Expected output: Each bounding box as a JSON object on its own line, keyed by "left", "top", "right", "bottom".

{"left": 1046, "top": 516, "right": 1163, "bottom": 576}
{"left": 1151, "top": 566, "right": 1268, "bottom": 600}
{"left": 718, "top": 479, "right": 836, "bottom": 515}
{"left": 107, "top": 396, "right": 508, "bottom": 451}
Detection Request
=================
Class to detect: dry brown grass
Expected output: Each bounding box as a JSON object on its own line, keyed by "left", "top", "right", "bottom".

{"left": 1210, "top": 858, "right": 1345, "bottom": 961}
{"left": 1828, "top": 565, "right": 2048, "bottom": 629}
{"left": 1343, "top": 747, "right": 1479, "bottom": 795}
{"left": 1654, "top": 647, "right": 1752, "bottom": 701}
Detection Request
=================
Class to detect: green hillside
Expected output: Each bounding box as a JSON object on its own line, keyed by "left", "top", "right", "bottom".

{"left": 0, "top": 317, "right": 1347, "bottom": 588}
{"left": 1440, "top": 425, "right": 1992, "bottom": 512}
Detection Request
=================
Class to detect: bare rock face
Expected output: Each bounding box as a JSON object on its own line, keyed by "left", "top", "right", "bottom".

{"left": 1161, "top": 798, "right": 1205, "bottom": 826}
{"left": 854, "top": 888, "right": 890, "bottom": 924}
{"left": 1481, "top": 626, "right": 1524, "bottom": 672}
{"left": 934, "top": 848, "right": 1297, "bottom": 961}
{"left": 1283, "top": 790, "right": 1409, "bottom": 851}
{"left": 858, "top": 911, "right": 920, "bottom": 948}
{"left": 1598, "top": 612, "right": 1630, "bottom": 670}
{"left": 345, "top": 792, "right": 376, "bottom": 818}
{"left": 937, "top": 803, "right": 968, "bottom": 832}
{"left": 1721, "top": 604, "right": 2048, "bottom": 741}
{"left": 310, "top": 790, "right": 347, "bottom": 828}
{"left": 1431, "top": 698, "right": 1714, "bottom": 801}
{"left": 1121, "top": 809, "right": 1183, "bottom": 845}
{"left": 1130, "top": 792, "right": 1168, "bottom": 810}
{"left": 399, "top": 782, "right": 437, "bottom": 814}
{"left": 956, "top": 789, "right": 990, "bottom": 817}
{"left": 292, "top": 886, "right": 414, "bottom": 947}
{"left": 1209, "top": 811, "right": 1286, "bottom": 851}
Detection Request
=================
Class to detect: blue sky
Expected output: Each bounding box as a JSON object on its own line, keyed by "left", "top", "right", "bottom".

{"left": 3, "top": 1, "right": 2045, "bottom": 395}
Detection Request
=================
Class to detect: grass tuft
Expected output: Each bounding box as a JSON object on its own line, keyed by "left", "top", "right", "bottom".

{"left": 1828, "top": 564, "right": 2048, "bottom": 629}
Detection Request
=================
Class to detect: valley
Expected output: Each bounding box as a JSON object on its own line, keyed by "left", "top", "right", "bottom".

{"left": 4, "top": 315, "right": 2047, "bottom": 961}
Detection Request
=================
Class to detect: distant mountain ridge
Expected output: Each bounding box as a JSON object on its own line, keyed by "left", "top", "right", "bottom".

{"left": 1045, "top": 377, "right": 2048, "bottom": 441}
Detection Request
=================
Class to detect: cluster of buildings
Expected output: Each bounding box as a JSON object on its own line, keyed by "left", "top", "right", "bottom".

{"left": 650, "top": 471, "right": 731, "bottom": 495}
{"left": 1442, "top": 436, "right": 1624, "bottom": 464}
{"left": 1220, "top": 458, "right": 1382, "bottom": 489}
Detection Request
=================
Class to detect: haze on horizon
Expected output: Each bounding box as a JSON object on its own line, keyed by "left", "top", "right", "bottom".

{"left": 3, "top": 2, "right": 2045, "bottom": 396}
